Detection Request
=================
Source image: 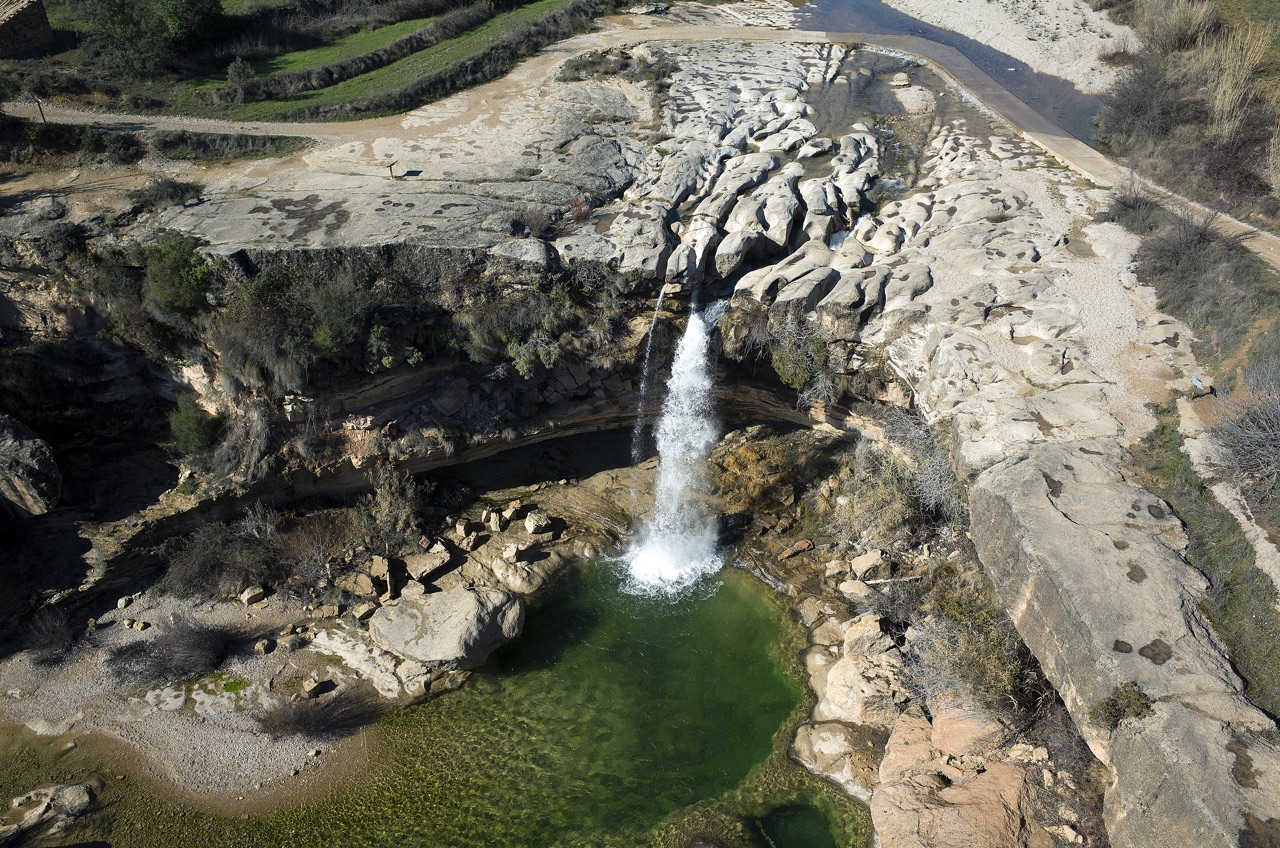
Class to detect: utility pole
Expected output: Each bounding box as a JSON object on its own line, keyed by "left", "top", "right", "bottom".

{"left": 29, "top": 94, "right": 46, "bottom": 124}
{"left": 387, "top": 160, "right": 398, "bottom": 178}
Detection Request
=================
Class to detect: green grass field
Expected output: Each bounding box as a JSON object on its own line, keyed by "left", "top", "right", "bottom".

{"left": 185, "top": 0, "right": 575, "bottom": 121}
{"left": 251, "top": 16, "right": 440, "bottom": 76}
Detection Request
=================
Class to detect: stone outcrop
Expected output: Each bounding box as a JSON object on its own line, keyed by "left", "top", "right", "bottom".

{"left": 733, "top": 110, "right": 1280, "bottom": 846}
{"left": 368, "top": 587, "right": 523, "bottom": 670}
{"left": 0, "top": 414, "right": 60, "bottom": 518}
{"left": 0, "top": 783, "right": 92, "bottom": 845}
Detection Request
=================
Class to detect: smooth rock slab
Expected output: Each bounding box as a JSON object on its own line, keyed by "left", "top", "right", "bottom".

{"left": 368, "top": 587, "right": 524, "bottom": 670}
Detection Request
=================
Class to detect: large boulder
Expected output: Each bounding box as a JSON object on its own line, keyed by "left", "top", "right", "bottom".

{"left": 368, "top": 587, "right": 523, "bottom": 670}
{"left": 0, "top": 414, "right": 60, "bottom": 518}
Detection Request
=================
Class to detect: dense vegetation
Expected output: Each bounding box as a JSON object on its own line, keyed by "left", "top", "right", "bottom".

{"left": 3, "top": 0, "right": 616, "bottom": 121}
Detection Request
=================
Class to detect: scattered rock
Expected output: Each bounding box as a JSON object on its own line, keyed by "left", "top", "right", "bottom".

{"left": 370, "top": 556, "right": 390, "bottom": 580}
{"left": 778, "top": 539, "right": 814, "bottom": 560}
{"left": 336, "top": 572, "right": 375, "bottom": 597}
{"left": 351, "top": 602, "right": 378, "bottom": 622}
{"left": 313, "top": 604, "right": 340, "bottom": 619}
{"left": 524, "top": 510, "right": 553, "bottom": 535}
{"left": 252, "top": 638, "right": 275, "bottom": 655}
{"left": 239, "top": 586, "right": 266, "bottom": 606}
{"left": 404, "top": 548, "right": 451, "bottom": 580}
{"left": 116, "top": 597, "right": 131, "bottom": 610}
{"left": 849, "top": 549, "right": 883, "bottom": 579}
{"left": 301, "top": 677, "right": 326, "bottom": 699}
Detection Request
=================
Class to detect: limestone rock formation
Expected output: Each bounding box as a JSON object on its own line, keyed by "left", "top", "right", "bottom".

{"left": 368, "top": 587, "right": 524, "bottom": 670}
{"left": 0, "top": 783, "right": 92, "bottom": 845}
{"left": 0, "top": 414, "right": 61, "bottom": 518}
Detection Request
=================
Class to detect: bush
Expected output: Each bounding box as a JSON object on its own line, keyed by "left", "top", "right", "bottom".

{"left": 1089, "top": 682, "right": 1153, "bottom": 728}
{"left": 361, "top": 460, "right": 427, "bottom": 547}
{"left": 1210, "top": 358, "right": 1280, "bottom": 495}
{"left": 168, "top": 393, "right": 222, "bottom": 458}
{"left": 107, "top": 621, "right": 244, "bottom": 683}
{"left": 159, "top": 511, "right": 288, "bottom": 598}
{"left": 257, "top": 688, "right": 386, "bottom": 739}
{"left": 142, "top": 230, "right": 211, "bottom": 314}
{"left": 907, "top": 565, "right": 1055, "bottom": 718}
{"left": 129, "top": 178, "right": 203, "bottom": 213}
{"left": 1136, "top": 0, "right": 1220, "bottom": 54}
{"left": 24, "top": 607, "right": 75, "bottom": 667}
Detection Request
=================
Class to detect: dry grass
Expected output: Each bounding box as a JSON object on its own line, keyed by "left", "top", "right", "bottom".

{"left": 1137, "top": 0, "right": 1222, "bottom": 53}
{"left": 1204, "top": 26, "right": 1273, "bottom": 143}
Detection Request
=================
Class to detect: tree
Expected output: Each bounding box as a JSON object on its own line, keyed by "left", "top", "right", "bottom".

{"left": 227, "top": 57, "right": 255, "bottom": 100}
{"left": 143, "top": 230, "right": 211, "bottom": 314}
{"left": 72, "top": 0, "right": 224, "bottom": 73}
{"left": 168, "top": 393, "right": 221, "bottom": 458}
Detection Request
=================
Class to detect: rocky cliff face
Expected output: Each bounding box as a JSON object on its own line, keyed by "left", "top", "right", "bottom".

{"left": 730, "top": 109, "right": 1280, "bottom": 845}
{"left": 0, "top": 414, "right": 60, "bottom": 518}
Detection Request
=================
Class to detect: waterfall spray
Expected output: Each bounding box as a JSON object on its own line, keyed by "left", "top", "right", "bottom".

{"left": 625, "top": 305, "right": 724, "bottom": 594}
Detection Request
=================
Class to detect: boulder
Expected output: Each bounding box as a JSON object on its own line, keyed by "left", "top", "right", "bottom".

{"left": 335, "top": 572, "right": 375, "bottom": 597}
{"left": 368, "top": 588, "right": 524, "bottom": 670}
{"left": 404, "top": 548, "right": 451, "bottom": 580}
{"left": 791, "top": 721, "right": 878, "bottom": 801}
{"left": 239, "top": 586, "right": 266, "bottom": 606}
{"left": 0, "top": 414, "right": 61, "bottom": 518}
{"left": 815, "top": 653, "right": 903, "bottom": 729}
{"left": 524, "top": 510, "right": 553, "bottom": 535}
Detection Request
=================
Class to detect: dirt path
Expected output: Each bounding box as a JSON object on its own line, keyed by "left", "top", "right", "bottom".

{"left": 7, "top": 19, "right": 1280, "bottom": 269}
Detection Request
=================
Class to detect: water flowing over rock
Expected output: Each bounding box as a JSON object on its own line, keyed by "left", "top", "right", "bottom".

{"left": 626, "top": 309, "right": 721, "bottom": 593}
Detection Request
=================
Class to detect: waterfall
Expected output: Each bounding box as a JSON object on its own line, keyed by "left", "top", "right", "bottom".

{"left": 630, "top": 287, "right": 668, "bottom": 463}
{"left": 625, "top": 306, "right": 722, "bottom": 594}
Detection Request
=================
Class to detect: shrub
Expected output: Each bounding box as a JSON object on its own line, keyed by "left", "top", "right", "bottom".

{"left": 159, "top": 512, "right": 289, "bottom": 598}
{"left": 168, "top": 393, "right": 222, "bottom": 458}
{"left": 24, "top": 607, "right": 75, "bottom": 667}
{"left": 1095, "top": 57, "right": 1179, "bottom": 150}
{"left": 107, "top": 621, "right": 244, "bottom": 683}
{"left": 1210, "top": 358, "right": 1280, "bottom": 495}
{"left": 1089, "top": 682, "right": 1153, "bottom": 729}
{"left": 907, "top": 567, "right": 1055, "bottom": 718}
{"left": 209, "top": 402, "right": 273, "bottom": 484}
{"left": 361, "top": 459, "right": 427, "bottom": 547}
{"left": 257, "top": 688, "right": 386, "bottom": 739}
{"left": 129, "top": 178, "right": 203, "bottom": 213}
{"left": 142, "top": 230, "right": 211, "bottom": 314}
{"left": 1136, "top": 0, "right": 1220, "bottom": 54}
{"left": 226, "top": 57, "right": 255, "bottom": 94}
{"left": 516, "top": 207, "right": 553, "bottom": 239}
{"left": 1204, "top": 27, "right": 1271, "bottom": 145}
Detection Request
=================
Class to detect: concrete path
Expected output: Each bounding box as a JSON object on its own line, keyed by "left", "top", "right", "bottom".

{"left": 7, "top": 20, "right": 1280, "bottom": 267}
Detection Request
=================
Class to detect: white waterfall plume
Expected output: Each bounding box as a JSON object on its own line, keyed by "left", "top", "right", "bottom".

{"left": 624, "top": 306, "right": 723, "bottom": 594}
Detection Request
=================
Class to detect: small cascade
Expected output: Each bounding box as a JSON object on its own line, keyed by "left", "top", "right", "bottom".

{"left": 625, "top": 305, "right": 723, "bottom": 594}
{"left": 630, "top": 286, "right": 668, "bottom": 463}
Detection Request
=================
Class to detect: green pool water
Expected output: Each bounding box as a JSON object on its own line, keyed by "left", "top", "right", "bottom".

{"left": 266, "top": 561, "right": 802, "bottom": 847}
{"left": 4, "top": 561, "right": 874, "bottom": 848}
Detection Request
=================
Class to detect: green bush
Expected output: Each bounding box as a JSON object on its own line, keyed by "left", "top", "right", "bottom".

{"left": 129, "top": 178, "right": 203, "bottom": 213}
{"left": 143, "top": 230, "right": 211, "bottom": 313}
{"left": 1089, "top": 682, "right": 1153, "bottom": 729}
{"left": 168, "top": 393, "right": 221, "bottom": 457}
